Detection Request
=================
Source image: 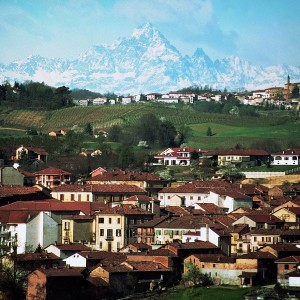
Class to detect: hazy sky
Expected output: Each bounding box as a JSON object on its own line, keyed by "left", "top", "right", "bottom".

{"left": 1, "top": 0, "right": 299, "bottom": 66}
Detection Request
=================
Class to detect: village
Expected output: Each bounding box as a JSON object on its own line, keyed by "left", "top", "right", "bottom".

{"left": 0, "top": 143, "right": 300, "bottom": 299}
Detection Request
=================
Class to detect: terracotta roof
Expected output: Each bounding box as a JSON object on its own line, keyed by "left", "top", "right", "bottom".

{"left": 49, "top": 243, "right": 91, "bottom": 251}
{"left": 194, "top": 203, "right": 226, "bottom": 215}
{"left": 24, "top": 146, "right": 48, "bottom": 155}
{"left": 167, "top": 241, "right": 218, "bottom": 250}
{"left": 147, "top": 249, "right": 177, "bottom": 257}
{"left": 237, "top": 251, "right": 277, "bottom": 259}
{"left": 97, "top": 204, "right": 153, "bottom": 216}
{"left": 86, "top": 170, "right": 161, "bottom": 182}
{"left": 260, "top": 244, "right": 300, "bottom": 252}
{"left": 157, "top": 216, "right": 211, "bottom": 230}
{"left": 275, "top": 256, "right": 300, "bottom": 263}
{"left": 0, "top": 200, "right": 108, "bottom": 215}
{"left": 78, "top": 251, "right": 126, "bottom": 261}
{"left": 272, "top": 149, "right": 300, "bottom": 155}
{"left": 191, "top": 254, "right": 235, "bottom": 263}
{"left": 18, "top": 169, "right": 35, "bottom": 177}
{"left": 138, "top": 216, "right": 169, "bottom": 228}
{"left": 246, "top": 214, "right": 283, "bottom": 224}
{"left": 124, "top": 195, "right": 159, "bottom": 203}
{"left": 160, "top": 206, "right": 191, "bottom": 216}
{"left": 0, "top": 186, "right": 49, "bottom": 199}
{"left": 206, "top": 149, "right": 269, "bottom": 156}
{"left": 34, "top": 167, "right": 71, "bottom": 176}
{"left": 51, "top": 184, "right": 146, "bottom": 194}
{"left": 16, "top": 252, "right": 61, "bottom": 261}
{"left": 38, "top": 266, "right": 85, "bottom": 277}
{"left": 0, "top": 210, "right": 39, "bottom": 223}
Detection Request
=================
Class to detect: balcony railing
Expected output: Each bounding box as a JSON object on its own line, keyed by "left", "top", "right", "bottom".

{"left": 105, "top": 236, "right": 114, "bottom": 241}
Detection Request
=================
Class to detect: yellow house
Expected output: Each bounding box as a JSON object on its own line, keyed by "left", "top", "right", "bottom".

{"left": 272, "top": 207, "right": 300, "bottom": 222}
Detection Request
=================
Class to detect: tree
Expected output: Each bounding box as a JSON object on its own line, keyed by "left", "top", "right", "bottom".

{"left": 158, "top": 120, "right": 177, "bottom": 147}
{"left": 118, "top": 145, "right": 135, "bottom": 169}
{"left": 206, "top": 127, "right": 213, "bottom": 136}
{"left": 108, "top": 125, "right": 122, "bottom": 142}
{"left": 84, "top": 123, "right": 93, "bottom": 137}
{"left": 0, "top": 249, "right": 28, "bottom": 300}
{"left": 220, "top": 167, "right": 245, "bottom": 183}
{"left": 181, "top": 263, "right": 212, "bottom": 287}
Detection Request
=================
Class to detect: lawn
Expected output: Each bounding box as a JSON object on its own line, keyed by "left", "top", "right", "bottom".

{"left": 162, "top": 286, "right": 253, "bottom": 300}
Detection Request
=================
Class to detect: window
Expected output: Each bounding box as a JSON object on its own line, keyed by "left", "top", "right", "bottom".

{"left": 190, "top": 196, "right": 193, "bottom": 200}
{"left": 99, "top": 217, "right": 104, "bottom": 224}
{"left": 71, "top": 194, "right": 75, "bottom": 201}
{"left": 109, "top": 218, "right": 112, "bottom": 224}
{"left": 254, "top": 237, "right": 257, "bottom": 242}
{"left": 284, "top": 264, "right": 289, "bottom": 270}
{"left": 64, "top": 221, "right": 70, "bottom": 230}
{"left": 160, "top": 195, "right": 163, "bottom": 200}
{"left": 87, "top": 195, "right": 90, "bottom": 202}
{"left": 99, "top": 242, "right": 102, "bottom": 249}
{"left": 213, "top": 264, "right": 216, "bottom": 268}
{"left": 99, "top": 229, "right": 104, "bottom": 236}
{"left": 78, "top": 194, "right": 81, "bottom": 202}
{"left": 117, "top": 218, "right": 121, "bottom": 224}
{"left": 107, "top": 229, "right": 113, "bottom": 237}
{"left": 116, "top": 229, "right": 121, "bottom": 237}
{"left": 60, "top": 194, "right": 64, "bottom": 201}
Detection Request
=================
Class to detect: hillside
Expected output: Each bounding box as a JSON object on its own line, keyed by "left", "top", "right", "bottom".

{"left": 0, "top": 103, "right": 299, "bottom": 150}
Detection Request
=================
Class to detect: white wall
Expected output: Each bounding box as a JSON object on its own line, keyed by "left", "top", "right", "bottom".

{"left": 64, "top": 253, "right": 86, "bottom": 267}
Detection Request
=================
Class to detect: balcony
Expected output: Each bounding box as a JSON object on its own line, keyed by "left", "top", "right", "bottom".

{"left": 105, "top": 236, "right": 114, "bottom": 241}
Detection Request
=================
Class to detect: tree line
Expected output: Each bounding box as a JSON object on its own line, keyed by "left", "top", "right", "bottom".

{"left": 0, "top": 81, "right": 73, "bottom": 110}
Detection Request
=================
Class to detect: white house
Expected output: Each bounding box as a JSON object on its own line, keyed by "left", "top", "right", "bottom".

{"left": 154, "top": 147, "right": 202, "bottom": 166}
{"left": 271, "top": 149, "right": 300, "bottom": 166}
{"left": 26, "top": 212, "right": 58, "bottom": 252}
{"left": 92, "top": 97, "right": 107, "bottom": 105}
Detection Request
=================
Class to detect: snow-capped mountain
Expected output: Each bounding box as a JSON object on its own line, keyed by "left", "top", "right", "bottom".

{"left": 1, "top": 23, "right": 300, "bottom": 94}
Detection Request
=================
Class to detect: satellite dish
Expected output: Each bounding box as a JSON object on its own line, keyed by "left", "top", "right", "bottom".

{"left": 13, "top": 163, "right": 20, "bottom": 169}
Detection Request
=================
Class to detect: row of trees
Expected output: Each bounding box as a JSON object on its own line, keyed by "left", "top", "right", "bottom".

{"left": 0, "top": 81, "right": 73, "bottom": 110}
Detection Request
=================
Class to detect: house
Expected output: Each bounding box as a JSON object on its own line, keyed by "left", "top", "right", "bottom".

{"left": 0, "top": 200, "right": 107, "bottom": 249}
{"left": 48, "top": 129, "right": 66, "bottom": 137}
{"left": 236, "top": 251, "right": 277, "bottom": 285}
{"left": 153, "top": 147, "right": 202, "bottom": 166}
{"left": 275, "top": 255, "right": 300, "bottom": 286}
{"left": 0, "top": 166, "right": 35, "bottom": 186}
{"left": 34, "top": 167, "right": 73, "bottom": 187}
{"left": 15, "top": 145, "right": 48, "bottom": 163}
{"left": 232, "top": 214, "right": 284, "bottom": 230}
{"left": 63, "top": 250, "right": 126, "bottom": 268}
{"left": 184, "top": 254, "right": 240, "bottom": 286}
{"left": 88, "top": 258, "right": 173, "bottom": 298}
{"left": 0, "top": 186, "right": 50, "bottom": 207}
{"left": 205, "top": 148, "right": 269, "bottom": 167}
{"left": 92, "top": 97, "right": 107, "bottom": 105}
{"left": 271, "top": 149, "right": 300, "bottom": 166}
{"left": 95, "top": 204, "right": 154, "bottom": 252}
{"left": 1, "top": 252, "right": 62, "bottom": 272}
{"left": 45, "top": 243, "right": 91, "bottom": 259}
{"left": 85, "top": 170, "right": 170, "bottom": 197}
{"left": 136, "top": 216, "right": 169, "bottom": 245}
{"left": 119, "top": 243, "right": 152, "bottom": 253}
{"left": 27, "top": 266, "right": 86, "bottom": 300}
{"left": 272, "top": 206, "right": 300, "bottom": 222}
{"left": 122, "top": 195, "right": 160, "bottom": 217}
{"left": 158, "top": 180, "right": 252, "bottom": 212}
{"left": 51, "top": 183, "right": 147, "bottom": 203}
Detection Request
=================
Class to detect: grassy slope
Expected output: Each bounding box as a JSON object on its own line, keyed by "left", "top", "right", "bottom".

{"left": 0, "top": 104, "right": 298, "bottom": 149}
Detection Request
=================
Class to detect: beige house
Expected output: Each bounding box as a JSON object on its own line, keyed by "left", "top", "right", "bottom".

{"left": 95, "top": 204, "right": 153, "bottom": 252}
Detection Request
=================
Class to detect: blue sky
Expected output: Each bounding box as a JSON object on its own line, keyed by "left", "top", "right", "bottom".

{"left": 1, "top": 0, "right": 300, "bottom": 66}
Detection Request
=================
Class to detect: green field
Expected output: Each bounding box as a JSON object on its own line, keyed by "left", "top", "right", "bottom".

{"left": 0, "top": 104, "right": 299, "bottom": 150}
{"left": 162, "top": 286, "right": 253, "bottom": 300}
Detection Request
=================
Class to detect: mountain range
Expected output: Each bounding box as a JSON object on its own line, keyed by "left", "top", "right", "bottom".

{"left": 1, "top": 23, "right": 300, "bottom": 95}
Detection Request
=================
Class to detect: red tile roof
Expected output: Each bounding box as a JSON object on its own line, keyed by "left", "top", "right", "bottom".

{"left": 38, "top": 266, "right": 85, "bottom": 277}
{"left": 97, "top": 204, "right": 154, "bottom": 216}
{"left": 0, "top": 186, "right": 48, "bottom": 199}
{"left": 272, "top": 149, "right": 300, "bottom": 155}
{"left": 0, "top": 210, "right": 39, "bottom": 223}
{"left": 0, "top": 200, "right": 108, "bottom": 216}
{"left": 275, "top": 256, "right": 300, "bottom": 263}
{"left": 51, "top": 184, "right": 146, "bottom": 194}
{"left": 206, "top": 149, "right": 269, "bottom": 156}
{"left": 86, "top": 170, "right": 161, "bottom": 182}
{"left": 16, "top": 252, "right": 61, "bottom": 261}
{"left": 34, "top": 167, "right": 71, "bottom": 176}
